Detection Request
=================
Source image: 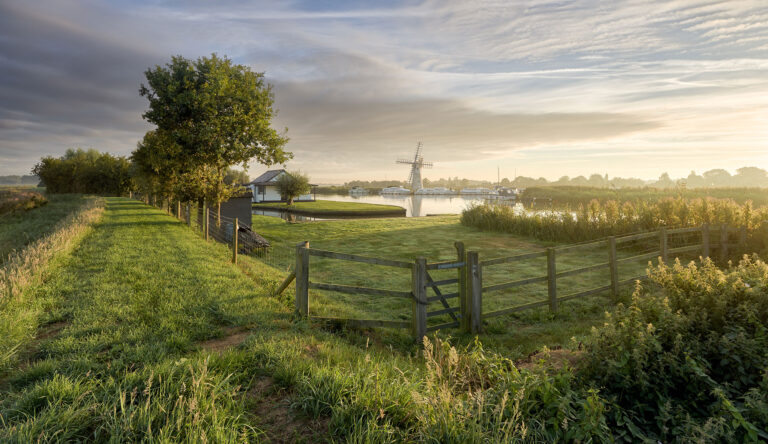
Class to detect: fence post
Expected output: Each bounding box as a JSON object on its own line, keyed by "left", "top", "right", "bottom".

{"left": 454, "top": 241, "right": 470, "bottom": 333}
{"left": 659, "top": 227, "right": 668, "bottom": 264}
{"left": 466, "top": 251, "right": 483, "bottom": 334}
{"left": 720, "top": 224, "right": 729, "bottom": 261}
{"left": 547, "top": 248, "right": 558, "bottom": 311}
{"left": 187, "top": 203, "right": 192, "bottom": 227}
{"left": 607, "top": 238, "right": 619, "bottom": 300}
{"left": 411, "top": 257, "right": 427, "bottom": 342}
{"left": 701, "top": 223, "right": 710, "bottom": 258}
{"left": 205, "top": 208, "right": 210, "bottom": 241}
{"left": 232, "top": 218, "right": 239, "bottom": 264}
{"left": 177, "top": 201, "right": 181, "bottom": 219}
{"left": 295, "top": 241, "right": 310, "bottom": 317}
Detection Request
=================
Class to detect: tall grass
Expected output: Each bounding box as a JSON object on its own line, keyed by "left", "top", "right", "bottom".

{"left": 522, "top": 186, "right": 768, "bottom": 207}
{"left": 0, "top": 197, "right": 103, "bottom": 369}
{"left": 462, "top": 197, "right": 768, "bottom": 243}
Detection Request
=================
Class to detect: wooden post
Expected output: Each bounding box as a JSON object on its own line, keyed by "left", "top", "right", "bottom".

{"left": 295, "top": 241, "right": 310, "bottom": 317}
{"left": 411, "top": 257, "right": 428, "bottom": 342}
{"left": 607, "top": 238, "right": 619, "bottom": 300}
{"left": 659, "top": 227, "right": 668, "bottom": 264}
{"left": 204, "top": 207, "right": 209, "bottom": 241}
{"left": 547, "top": 248, "right": 558, "bottom": 311}
{"left": 455, "top": 241, "right": 470, "bottom": 333}
{"left": 466, "top": 251, "right": 483, "bottom": 334}
{"left": 232, "top": 218, "right": 239, "bottom": 264}
{"left": 720, "top": 224, "right": 728, "bottom": 261}
{"left": 187, "top": 203, "right": 192, "bottom": 227}
{"left": 701, "top": 223, "right": 710, "bottom": 259}
{"left": 177, "top": 201, "right": 181, "bottom": 219}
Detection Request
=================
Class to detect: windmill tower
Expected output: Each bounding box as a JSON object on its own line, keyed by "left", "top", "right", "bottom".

{"left": 396, "top": 142, "right": 433, "bottom": 191}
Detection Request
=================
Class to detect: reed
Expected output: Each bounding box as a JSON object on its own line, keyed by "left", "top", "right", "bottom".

{"left": 462, "top": 197, "right": 768, "bottom": 243}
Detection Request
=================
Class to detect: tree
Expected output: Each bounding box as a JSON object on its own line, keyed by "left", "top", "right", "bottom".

{"left": 33, "top": 148, "right": 132, "bottom": 195}
{"left": 224, "top": 168, "right": 250, "bottom": 185}
{"left": 275, "top": 171, "right": 311, "bottom": 205}
{"left": 140, "top": 54, "right": 290, "bottom": 221}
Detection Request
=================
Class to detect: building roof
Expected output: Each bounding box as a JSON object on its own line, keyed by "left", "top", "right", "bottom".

{"left": 248, "top": 169, "right": 285, "bottom": 186}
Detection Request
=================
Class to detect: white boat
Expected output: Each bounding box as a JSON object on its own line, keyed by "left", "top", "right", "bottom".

{"left": 380, "top": 186, "right": 412, "bottom": 195}
{"left": 460, "top": 188, "right": 498, "bottom": 195}
{"left": 349, "top": 186, "right": 368, "bottom": 195}
{"left": 415, "top": 187, "right": 457, "bottom": 195}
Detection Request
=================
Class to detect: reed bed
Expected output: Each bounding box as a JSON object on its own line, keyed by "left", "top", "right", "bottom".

{"left": 462, "top": 197, "right": 768, "bottom": 243}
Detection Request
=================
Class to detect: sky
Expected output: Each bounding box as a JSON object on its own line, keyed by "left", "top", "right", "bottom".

{"left": 1, "top": 0, "right": 767, "bottom": 184}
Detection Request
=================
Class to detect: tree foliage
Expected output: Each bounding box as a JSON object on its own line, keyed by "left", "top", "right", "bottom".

{"left": 136, "top": 54, "right": 290, "bottom": 216}
{"left": 32, "top": 149, "right": 132, "bottom": 195}
{"left": 275, "top": 171, "right": 311, "bottom": 205}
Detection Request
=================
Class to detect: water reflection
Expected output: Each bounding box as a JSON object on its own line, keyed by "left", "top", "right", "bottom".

{"left": 253, "top": 194, "right": 555, "bottom": 220}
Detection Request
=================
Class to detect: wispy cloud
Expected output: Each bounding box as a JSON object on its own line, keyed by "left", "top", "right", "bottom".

{"left": 0, "top": 0, "right": 766, "bottom": 181}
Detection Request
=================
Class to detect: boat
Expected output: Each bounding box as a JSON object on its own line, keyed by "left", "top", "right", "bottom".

{"left": 415, "top": 187, "right": 457, "bottom": 195}
{"left": 349, "top": 186, "right": 368, "bottom": 195}
{"left": 460, "top": 188, "right": 497, "bottom": 195}
{"left": 380, "top": 186, "right": 412, "bottom": 195}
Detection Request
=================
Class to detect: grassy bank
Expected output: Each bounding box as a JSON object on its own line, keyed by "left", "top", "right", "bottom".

{"left": 1, "top": 194, "right": 91, "bottom": 263}
{"left": 1, "top": 196, "right": 103, "bottom": 370}
{"left": 253, "top": 199, "right": 406, "bottom": 217}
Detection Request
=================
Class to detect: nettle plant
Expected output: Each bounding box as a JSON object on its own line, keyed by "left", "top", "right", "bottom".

{"left": 580, "top": 256, "right": 768, "bottom": 442}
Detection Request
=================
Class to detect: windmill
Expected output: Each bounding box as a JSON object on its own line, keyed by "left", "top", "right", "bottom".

{"left": 396, "top": 142, "right": 433, "bottom": 191}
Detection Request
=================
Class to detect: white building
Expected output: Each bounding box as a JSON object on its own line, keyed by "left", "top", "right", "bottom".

{"left": 248, "top": 169, "right": 316, "bottom": 203}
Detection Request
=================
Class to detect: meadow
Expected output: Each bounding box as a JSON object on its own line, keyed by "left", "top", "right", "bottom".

{"left": 1, "top": 198, "right": 765, "bottom": 441}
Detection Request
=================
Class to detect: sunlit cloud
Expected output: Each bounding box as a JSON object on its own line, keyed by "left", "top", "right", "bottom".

{"left": 0, "top": 0, "right": 766, "bottom": 182}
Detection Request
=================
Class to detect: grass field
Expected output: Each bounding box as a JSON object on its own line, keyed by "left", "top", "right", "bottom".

{"left": 522, "top": 185, "right": 768, "bottom": 207}
{"left": 253, "top": 199, "right": 406, "bottom": 216}
{"left": 0, "top": 198, "right": 737, "bottom": 441}
{"left": 0, "top": 193, "right": 90, "bottom": 263}
{"left": 248, "top": 214, "right": 692, "bottom": 354}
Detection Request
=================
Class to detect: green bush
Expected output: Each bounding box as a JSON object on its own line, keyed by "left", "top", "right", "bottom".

{"left": 580, "top": 257, "right": 768, "bottom": 441}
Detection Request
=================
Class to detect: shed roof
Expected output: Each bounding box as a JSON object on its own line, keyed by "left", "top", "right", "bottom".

{"left": 248, "top": 169, "right": 285, "bottom": 185}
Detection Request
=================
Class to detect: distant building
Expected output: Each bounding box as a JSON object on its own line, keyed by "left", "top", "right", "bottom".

{"left": 247, "top": 169, "right": 316, "bottom": 203}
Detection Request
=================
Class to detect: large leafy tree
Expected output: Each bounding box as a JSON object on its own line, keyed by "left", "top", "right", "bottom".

{"left": 139, "top": 54, "right": 290, "bottom": 220}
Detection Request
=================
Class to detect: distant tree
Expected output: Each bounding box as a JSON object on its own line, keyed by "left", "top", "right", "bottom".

{"left": 686, "top": 171, "right": 705, "bottom": 188}
{"left": 588, "top": 174, "right": 607, "bottom": 188}
{"left": 224, "top": 168, "right": 250, "bottom": 185}
{"left": 734, "top": 167, "right": 768, "bottom": 187}
{"left": 654, "top": 172, "right": 675, "bottom": 188}
{"left": 140, "top": 53, "right": 290, "bottom": 221}
{"left": 33, "top": 148, "right": 131, "bottom": 195}
{"left": 702, "top": 169, "right": 731, "bottom": 187}
{"left": 275, "top": 171, "right": 311, "bottom": 205}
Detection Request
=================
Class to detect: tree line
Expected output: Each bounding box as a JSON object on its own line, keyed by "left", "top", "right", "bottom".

{"left": 341, "top": 167, "right": 768, "bottom": 190}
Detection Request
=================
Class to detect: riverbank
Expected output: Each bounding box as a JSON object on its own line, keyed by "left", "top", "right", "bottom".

{"left": 252, "top": 199, "right": 406, "bottom": 217}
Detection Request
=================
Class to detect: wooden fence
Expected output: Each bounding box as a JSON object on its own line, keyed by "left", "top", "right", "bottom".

{"left": 292, "top": 223, "right": 748, "bottom": 342}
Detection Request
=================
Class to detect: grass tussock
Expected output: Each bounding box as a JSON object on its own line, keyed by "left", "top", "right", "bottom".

{"left": 462, "top": 197, "right": 768, "bottom": 243}
{"left": 0, "top": 196, "right": 103, "bottom": 369}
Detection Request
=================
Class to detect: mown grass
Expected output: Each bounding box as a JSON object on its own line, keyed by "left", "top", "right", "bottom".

{"left": 253, "top": 199, "right": 405, "bottom": 216}
{"left": 247, "top": 214, "right": 694, "bottom": 355}
{"left": 1, "top": 193, "right": 90, "bottom": 263}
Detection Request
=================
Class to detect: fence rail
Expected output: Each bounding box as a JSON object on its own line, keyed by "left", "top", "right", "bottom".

{"left": 134, "top": 196, "right": 748, "bottom": 343}
{"left": 291, "top": 222, "right": 746, "bottom": 341}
